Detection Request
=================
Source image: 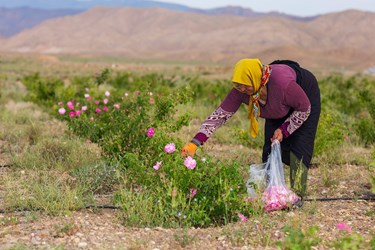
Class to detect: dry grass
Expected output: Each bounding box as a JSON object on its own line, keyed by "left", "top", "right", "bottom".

{"left": 0, "top": 55, "right": 373, "bottom": 250}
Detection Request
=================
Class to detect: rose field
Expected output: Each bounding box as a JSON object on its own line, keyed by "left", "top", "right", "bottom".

{"left": 0, "top": 54, "right": 374, "bottom": 249}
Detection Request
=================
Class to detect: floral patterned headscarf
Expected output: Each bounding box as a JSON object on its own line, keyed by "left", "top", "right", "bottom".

{"left": 232, "top": 58, "right": 272, "bottom": 138}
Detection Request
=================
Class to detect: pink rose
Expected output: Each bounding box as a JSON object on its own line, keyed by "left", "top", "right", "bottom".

{"left": 238, "top": 213, "right": 247, "bottom": 222}
{"left": 337, "top": 223, "right": 352, "bottom": 232}
{"left": 189, "top": 188, "right": 197, "bottom": 198}
{"left": 147, "top": 127, "right": 155, "bottom": 137}
{"left": 164, "top": 143, "right": 175, "bottom": 153}
{"left": 153, "top": 161, "right": 162, "bottom": 171}
{"left": 184, "top": 156, "right": 196, "bottom": 170}
{"left": 58, "top": 108, "right": 66, "bottom": 115}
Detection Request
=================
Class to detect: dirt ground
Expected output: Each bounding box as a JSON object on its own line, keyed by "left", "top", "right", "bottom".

{"left": 0, "top": 165, "right": 374, "bottom": 250}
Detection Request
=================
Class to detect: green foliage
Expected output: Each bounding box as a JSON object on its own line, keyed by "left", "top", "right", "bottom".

{"left": 314, "top": 111, "right": 345, "bottom": 156}
{"left": 276, "top": 225, "right": 320, "bottom": 250}
{"left": 189, "top": 77, "right": 231, "bottom": 105}
{"left": 353, "top": 89, "right": 375, "bottom": 146}
{"left": 319, "top": 74, "right": 375, "bottom": 147}
{"left": 20, "top": 68, "right": 375, "bottom": 228}
{"left": 12, "top": 137, "right": 101, "bottom": 171}
{"left": 22, "top": 73, "right": 65, "bottom": 107}
{"left": 21, "top": 69, "right": 255, "bottom": 227}
{"left": 70, "top": 162, "right": 119, "bottom": 195}
{"left": 331, "top": 234, "right": 366, "bottom": 250}
{"left": 95, "top": 68, "right": 111, "bottom": 86}
{"left": 3, "top": 170, "right": 86, "bottom": 215}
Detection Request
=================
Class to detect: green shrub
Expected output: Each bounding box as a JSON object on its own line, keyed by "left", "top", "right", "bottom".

{"left": 314, "top": 111, "right": 345, "bottom": 156}
{"left": 319, "top": 74, "right": 375, "bottom": 146}
{"left": 353, "top": 89, "right": 375, "bottom": 146}
{"left": 331, "top": 234, "right": 366, "bottom": 250}
{"left": 42, "top": 69, "right": 258, "bottom": 227}
{"left": 276, "top": 225, "right": 320, "bottom": 250}
{"left": 22, "top": 73, "right": 65, "bottom": 107}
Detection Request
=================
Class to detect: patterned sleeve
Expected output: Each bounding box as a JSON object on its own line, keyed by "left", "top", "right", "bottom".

{"left": 197, "top": 107, "right": 235, "bottom": 138}
{"left": 279, "top": 105, "right": 311, "bottom": 138}
{"left": 192, "top": 88, "right": 248, "bottom": 146}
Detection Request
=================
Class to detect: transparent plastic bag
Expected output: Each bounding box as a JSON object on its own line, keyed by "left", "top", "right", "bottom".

{"left": 246, "top": 163, "right": 267, "bottom": 198}
{"left": 261, "top": 140, "right": 299, "bottom": 211}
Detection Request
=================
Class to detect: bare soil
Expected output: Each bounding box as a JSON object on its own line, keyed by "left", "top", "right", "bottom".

{"left": 0, "top": 164, "right": 374, "bottom": 250}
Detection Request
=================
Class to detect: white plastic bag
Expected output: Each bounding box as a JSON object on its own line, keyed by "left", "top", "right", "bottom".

{"left": 246, "top": 163, "right": 267, "bottom": 198}
{"left": 261, "top": 140, "right": 299, "bottom": 211}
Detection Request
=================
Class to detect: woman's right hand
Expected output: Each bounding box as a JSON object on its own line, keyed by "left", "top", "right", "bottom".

{"left": 181, "top": 142, "right": 197, "bottom": 157}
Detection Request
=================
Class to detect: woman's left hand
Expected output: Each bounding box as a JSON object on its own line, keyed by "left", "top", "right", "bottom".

{"left": 272, "top": 128, "right": 283, "bottom": 142}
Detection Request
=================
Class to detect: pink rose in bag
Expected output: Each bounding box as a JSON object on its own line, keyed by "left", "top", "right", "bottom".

{"left": 261, "top": 141, "right": 299, "bottom": 212}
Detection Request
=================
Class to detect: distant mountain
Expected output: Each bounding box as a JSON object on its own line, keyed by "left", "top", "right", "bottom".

{"left": 0, "top": 3, "right": 319, "bottom": 37}
{"left": 0, "top": 0, "right": 192, "bottom": 11}
{"left": 192, "top": 6, "right": 318, "bottom": 22}
{"left": 1, "top": 7, "right": 373, "bottom": 71}
{"left": 0, "top": 7, "right": 83, "bottom": 37}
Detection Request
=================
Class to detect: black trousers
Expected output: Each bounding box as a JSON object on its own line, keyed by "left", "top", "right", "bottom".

{"left": 262, "top": 63, "right": 321, "bottom": 168}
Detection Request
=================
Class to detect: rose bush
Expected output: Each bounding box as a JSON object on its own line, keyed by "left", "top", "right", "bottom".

{"left": 23, "top": 69, "right": 258, "bottom": 227}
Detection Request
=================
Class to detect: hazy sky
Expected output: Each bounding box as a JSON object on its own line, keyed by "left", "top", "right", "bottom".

{"left": 157, "top": 0, "right": 375, "bottom": 16}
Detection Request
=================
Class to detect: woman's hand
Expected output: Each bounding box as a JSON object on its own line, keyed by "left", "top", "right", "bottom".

{"left": 272, "top": 128, "right": 283, "bottom": 143}
{"left": 181, "top": 142, "right": 197, "bottom": 157}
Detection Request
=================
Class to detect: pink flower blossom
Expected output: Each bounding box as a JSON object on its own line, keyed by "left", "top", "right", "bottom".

{"left": 262, "top": 185, "right": 299, "bottom": 212}
{"left": 69, "top": 112, "right": 75, "bottom": 118}
{"left": 113, "top": 103, "right": 120, "bottom": 109}
{"left": 103, "top": 98, "right": 109, "bottom": 104}
{"left": 164, "top": 143, "right": 175, "bottom": 153}
{"left": 105, "top": 91, "right": 110, "bottom": 97}
{"left": 153, "top": 161, "right": 162, "bottom": 170}
{"left": 68, "top": 105, "right": 74, "bottom": 111}
{"left": 82, "top": 106, "right": 87, "bottom": 111}
{"left": 58, "top": 101, "right": 63, "bottom": 105}
{"left": 75, "top": 110, "right": 82, "bottom": 116}
{"left": 58, "top": 108, "right": 66, "bottom": 115}
{"left": 135, "top": 90, "right": 140, "bottom": 95}
{"left": 67, "top": 101, "right": 73, "bottom": 106}
{"left": 94, "top": 100, "right": 100, "bottom": 105}
{"left": 103, "top": 106, "right": 108, "bottom": 112}
{"left": 95, "top": 108, "right": 102, "bottom": 113}
{"left": 189, "top": 188, "right": 197, "bottom": 198}
{"left": 337, "top": 223, "right": 352, "bottom": 232}
{"left": 184, "top": 156, "right": 196, "bottom": 170}
{"left": 147, "top": 127, "right": 155, "bottom": 137}
{"left": 84, "top": 93, "right": 90, "bottom": 99}
{"left": 238, "top": 213, "right": 247, "bottom": 222}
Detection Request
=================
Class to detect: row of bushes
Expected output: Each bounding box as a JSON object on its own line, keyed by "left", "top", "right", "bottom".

{"left": 19, "top": 69, "right": 374, "bottom": 227}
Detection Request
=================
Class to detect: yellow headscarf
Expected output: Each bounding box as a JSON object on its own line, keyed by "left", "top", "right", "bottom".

{"left": 231, "top": 58, "right": 265, "bottom": 138}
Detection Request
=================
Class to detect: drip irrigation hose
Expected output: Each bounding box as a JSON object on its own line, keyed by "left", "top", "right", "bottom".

{"left": 304, "top": 196, "right": 374, "bottom": 201}
{"left": 0, "top": 196, "right": 373, "bottom": 214}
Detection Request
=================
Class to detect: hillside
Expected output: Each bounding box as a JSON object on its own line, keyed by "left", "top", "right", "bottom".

{"left": 0, "top": 7, "right": 83, "bottom": 37}
{"left": 1, "top": 7, "right": 374, "bottom": 71}
{"left": 0, "top": 5, "right": 315, "bottom": 37}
